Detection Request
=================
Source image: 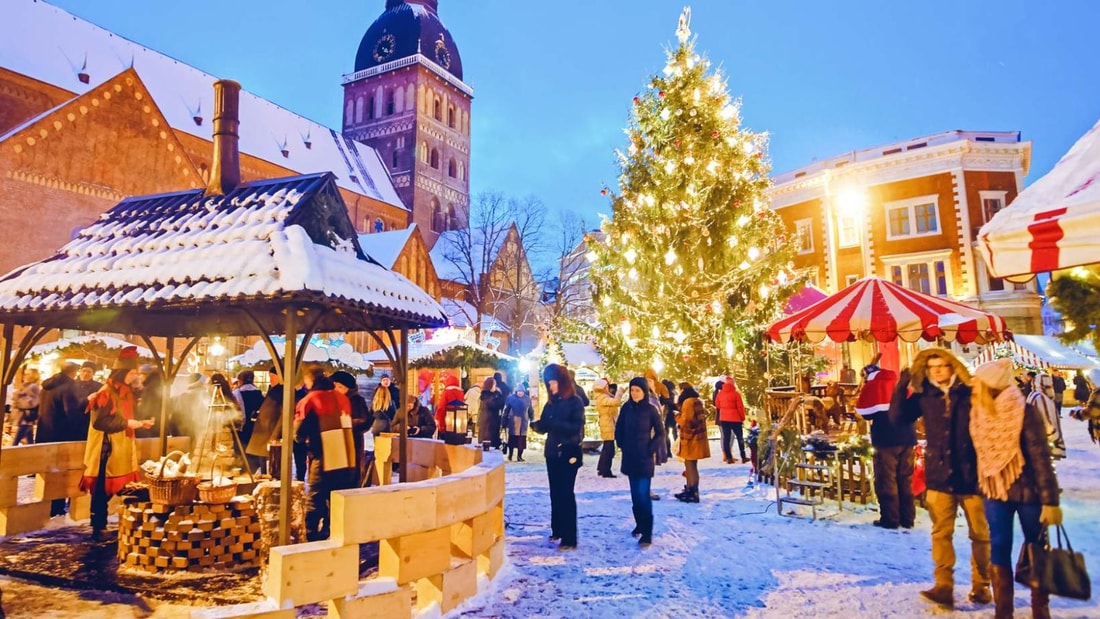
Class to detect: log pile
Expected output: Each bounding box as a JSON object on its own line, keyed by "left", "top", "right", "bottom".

{"left": 117, "top": 496, "right": 261, "bottom": 573}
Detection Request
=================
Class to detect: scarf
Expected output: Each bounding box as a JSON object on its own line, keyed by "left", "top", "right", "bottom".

{"left": 90, "top": 379, "right": 136, "bottom": 439}
{"left": 969, "top": 381, "right": 1026, "bottom": 501}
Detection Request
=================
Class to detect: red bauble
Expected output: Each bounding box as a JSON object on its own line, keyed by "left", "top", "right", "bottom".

{"left": 674, "top": 139, "right": 681, "bottom": 147}
{"left": 601, "top": 188, "right": 609, "bottom": 196}
{"left": 712, "top": 131, "right": 720, "bottom": 138}
{"left": 757, "top": 211, "right": 767, "bottom": 218}
{"left": 755, "top": 152, "right": 763, "bottom": 159}
{"left": 633, "top": 96, "right": 640, "bottom": 105}
{"left": 733, "top": 200, "right": 741, "bottom": 207}
{"left": 659, "top": 90, "right": 666, "bottom": 98}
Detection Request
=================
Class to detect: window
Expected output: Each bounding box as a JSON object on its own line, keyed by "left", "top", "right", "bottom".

{"left": 431, "top": 199, "right": 444, "bottom": 233}
{"left": 419, "top": 141, "right": 428, "bottom": 163}
{"left": 837, "top": 213, "right": 859, "bottom": 247}
{"left": 374, "top": 218, "right": 385, "bottom": 233}
{"left": 430, "top": 148, "right": 440, "bottom": 169}
{"left": 367, "top": 95, "right": 375, "bottom": 120}
{"left": 346, "top": 99, "right": 354, "bottom": 124}
{"left": 386, "top": 90, "right": 395, "bottom": 116}
{"left": 447, "top": 105, "right": 455, "bottom": 128}
{"left": 845, "top": 274, "right": 859, "bottom": 286}
{"left": 980, "top": 190, "right": 1007, "bottom": 224}
{"left": 391, "top": 149, "right": 399, "bottom": 169}
{"left": 354, "top": 97, "right": 364, "bottom": 123}
{"left": 447, "top": 204, "right": 458, "bottom": 230}
{"left": 885, "top": 195, "right": 940, "bottom": 240}
{"left": 458, "top": 162, "right": 465, "bottom": 181}
{"left": 795, "top": 218, "right": 814, "bottom": 254}
{"left": 447, "top": 158, "right": 457, "bottom": 178}
{"left": 433, "top": 97, "right": 442, "bottom": 121}
{"left": 888, "top": 257, "right": 949, "bottom": 295}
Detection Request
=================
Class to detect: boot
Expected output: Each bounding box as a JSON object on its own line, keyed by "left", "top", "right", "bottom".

{"left": 675, "top": 485, "right": 692, "bottom": 501}
{"left": 991, "top": 565, "right": 1013, "bottom": 618}
{"left": 687, "top": 485, "right": 700, "bottom": 503}
{"left": 919, "top": 584, "right": 954, "bottom": 608}
{"left": 968, "top": 583, "right": 992, "bottom": 605}
{"left": 1030, "top": 586, "right": 1050, "bottom": 619}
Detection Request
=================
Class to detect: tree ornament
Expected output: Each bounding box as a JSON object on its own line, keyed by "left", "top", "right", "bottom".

{"left": 712, "top": 130, "right": 720, "bottom": 138}
{"left": 659, "top": 90, "right": 666, "bottom": 98}
{"left": 633, "top": 96, "right": 641, "bottom": 105}
{"left": 690, "top": 109, "right": 697, "bottom": 117}
{"left": 601, "top": 188, "right": 609, "bottom": 196}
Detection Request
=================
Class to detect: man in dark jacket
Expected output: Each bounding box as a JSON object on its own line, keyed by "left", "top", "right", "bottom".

{"left": 330, "top": 371, "right": 373, "bottom": 487}
{"left": 854, "top": 357, "right": 915, "bottom": 530}
{"left": 71, "top": 361, "right": 102, "bottom": 440}
{"left": 37, "top": 362, "right": 84, "bottom": 517}
{"left": 893, "top": 347, "right": 991, "bottom": 609}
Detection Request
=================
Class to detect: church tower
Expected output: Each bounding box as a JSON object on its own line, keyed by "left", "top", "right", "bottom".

{"left": 342, "top": 0, "right": 471, "bottom": 248}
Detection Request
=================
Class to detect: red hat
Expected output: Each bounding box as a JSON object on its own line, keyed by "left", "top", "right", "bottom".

{"left": 115, "top": 346, "right": 140, "bottom": 370}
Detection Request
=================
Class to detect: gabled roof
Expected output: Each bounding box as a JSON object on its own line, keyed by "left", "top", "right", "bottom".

{"left": 0, "top": 0, "right": 405, "bottom": 210}
{"left": 0, "top": 172, "right": 445, "bottom": 336}
{"left": 358, "top": 224, "right": 418, "bottom": 269}
{"left": 429, "top": 225, "right": 511, "bottom": 283}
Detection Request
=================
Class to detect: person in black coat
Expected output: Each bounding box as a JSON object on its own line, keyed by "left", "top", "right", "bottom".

{"left": 854, "top": 356, "right": 916, "bottom": 530}
{"left": 37, "top": 362, "right": 84, "bottom": 517}
{"left": 615, "top": 376, "right": 666, "bottom": 547}
{"left": 331, "top": 371, "right": 373, "bottom": 487}
{"left": 530, "top": 363, "right": 585, "bottom": 550}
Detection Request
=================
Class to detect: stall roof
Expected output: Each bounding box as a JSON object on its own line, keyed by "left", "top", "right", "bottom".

{"left": 1012, "top": 334, "right": 1099, "bottom": 370}
{"left": 0, "top": 172, "right": 446, "bottom": 336}
{"left": 364, "top": 336, "right": 515, "bottom": 366}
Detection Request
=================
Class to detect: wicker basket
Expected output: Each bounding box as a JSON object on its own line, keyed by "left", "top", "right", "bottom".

{"left": 196, "top": 481, "right": 237, "bottom": 504}
{"left": 148, "top": 450, "right": 198, "bottom": 506}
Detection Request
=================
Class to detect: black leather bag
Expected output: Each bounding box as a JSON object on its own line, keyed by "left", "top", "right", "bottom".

{"left": 1015, "top": 529, "right": 1045, "bottom": 588}
{"left": 1043, "top": 525, "right": 1091, "bottom": 600}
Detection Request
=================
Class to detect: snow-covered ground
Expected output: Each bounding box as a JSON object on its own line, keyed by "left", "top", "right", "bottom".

{"left": 4, "top": 419, "right": 1100, "bottom": 618}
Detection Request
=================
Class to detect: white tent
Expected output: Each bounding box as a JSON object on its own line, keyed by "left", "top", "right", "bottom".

{"left": 979, "top": 118, "right": 1100, "bottom": 278}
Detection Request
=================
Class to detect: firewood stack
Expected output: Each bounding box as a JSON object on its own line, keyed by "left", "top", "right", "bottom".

{"left": 117, "top": 496, "right": 262, "bottom": 572}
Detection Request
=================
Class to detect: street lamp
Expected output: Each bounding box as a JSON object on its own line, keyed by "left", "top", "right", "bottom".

{"left": 833, "top": 185, "right": 871, "bottom": 281}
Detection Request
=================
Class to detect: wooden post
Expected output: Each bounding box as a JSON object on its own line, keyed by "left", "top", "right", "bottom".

{"left": 397, "top": 328, "right": 409, "bottom": 484}
{"left": 160, "top": 337, "right": 174, "bottom": 457}
{"left": 0, "top": 323, "right": 12, "bottom": 471}
{"left": 279, "top": 310, "right": 298, "bottom": 547}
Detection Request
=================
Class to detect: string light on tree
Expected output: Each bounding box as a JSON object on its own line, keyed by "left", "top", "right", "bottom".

{"left": 589, "top": 6, "right": 802, "bottom": 385}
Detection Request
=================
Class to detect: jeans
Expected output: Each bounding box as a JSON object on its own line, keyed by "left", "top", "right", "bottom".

{"left": 872, "top": 445, "right": 915, "bottom": 527}
{"left": 720, "top": 421, "right": 746, "bottom": 460}
{"left": 984, "top": 499, "right": 1043, "bottom": 568}
{"left": 628, "top": 475, "right": 654, "bottom": 537}
{"left": 925, "top": 489, "right": 991, "bottom": 588}
{"left": 597, "top": 440, "right": 616, "bottom": 475}
{"left": 546, "top": 458, "right": 579, "bottom": 545}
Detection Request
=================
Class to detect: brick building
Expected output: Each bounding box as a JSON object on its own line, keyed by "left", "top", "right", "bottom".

{"left": 770, "top": 130, "right": 1041, "bottom": 335}
{"left": 342, "top": 0, "right": 472, "bottom": 249}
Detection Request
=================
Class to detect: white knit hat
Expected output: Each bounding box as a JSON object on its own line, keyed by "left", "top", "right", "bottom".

{"left": 593, "top": 378, "right": 609, "bottom": 391}
{"left": 973, "top": 358, "right": 1015, "bottom": 391}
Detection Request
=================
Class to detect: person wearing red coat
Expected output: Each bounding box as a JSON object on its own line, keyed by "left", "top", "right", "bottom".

{"left": 294, "top": 369, "right": 356, "bottom": 541}
{"left": 435, "top": 373, "right": 467, "bottom": 438}
{"left": 715, "top": 377, "right": 748, "bottom": 463}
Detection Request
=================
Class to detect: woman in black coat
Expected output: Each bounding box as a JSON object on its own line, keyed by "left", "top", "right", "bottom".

{"left": 615, "top": 376, "right": 666, "bottom": 547}
{"left": 530, "top": 363, "right": 585, "bottom": 550}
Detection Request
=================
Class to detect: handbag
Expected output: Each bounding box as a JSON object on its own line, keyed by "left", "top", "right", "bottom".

{"left": 1015, "top": 529, "right": 1045, "bottom": 588}
{"left": 1041, "top": 525, "right": 1091, "bottom": 600}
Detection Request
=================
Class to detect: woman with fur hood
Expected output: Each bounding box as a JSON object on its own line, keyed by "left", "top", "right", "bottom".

{"left": 530, "top": 364, "right": 585, "bottom": 550}
{"left": 970, "top": 359, "right": 1062, "bottom": 619}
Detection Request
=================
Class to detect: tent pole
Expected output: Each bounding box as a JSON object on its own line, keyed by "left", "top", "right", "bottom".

{"left": 278, "top": 309, "right": 298, "bottom": 547}
{"left": 397, "top": 328, "right": 409, "bottom": 484}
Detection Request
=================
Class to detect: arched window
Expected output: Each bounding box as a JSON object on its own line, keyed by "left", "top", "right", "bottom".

{"left": 431, "top": 198, "right": 444, "bottom": 233}
{"left": 458, "top": 162, "right": 465, "bottom": 181}
{"left": 374, "top": 218, "right": 385, "bottom": 233}
{"left": 447, "top": 105, "right": 455, "bottom": 128}
{"left": 394, "top": 88, "right": 404, "bottom": 114}
{"left": 346, "top": 99, "right": 354, "bottom": 124}
{"left": 447, "top": 158, "right": 457, "bottom": 178}
{"left": 419, "top": 141, "right": 429, "bottom": 163}
{"left": 386, "top": 90, "right": 395, "bottom": 116}
{"left": 430, "top": 148, "right": 439, "bottom": 169}
{"left": 366, "top": 95, "right": 375, "bottom": 120}
{"left": 391, "top": 149, "right": 399, "bottom": 169}
{"left": 447, "top": 204, "right": 459, "bottom": 230}
{"left": 354, "top": 97, "right": 364, "bottom": 123}
{"left": 433, "top": 97, "right": 442, "bottom": 121}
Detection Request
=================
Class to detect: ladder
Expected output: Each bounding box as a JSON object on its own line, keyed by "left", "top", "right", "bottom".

{"left": 778, "top": 461, "right": 831, "bottom": 520}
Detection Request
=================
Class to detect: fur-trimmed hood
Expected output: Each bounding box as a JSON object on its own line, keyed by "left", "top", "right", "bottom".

{"left": 908, "top": 347, "right": 972, "bottom": 393}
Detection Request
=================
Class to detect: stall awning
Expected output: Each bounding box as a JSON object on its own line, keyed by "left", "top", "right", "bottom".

{"left": 972, "top": 334, "right": 1098, "bottom": 370}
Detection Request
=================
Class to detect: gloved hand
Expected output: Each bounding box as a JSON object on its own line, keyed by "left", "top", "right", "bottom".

{"left": 1040, "top": 505, "right": 1063, "bottom": 526}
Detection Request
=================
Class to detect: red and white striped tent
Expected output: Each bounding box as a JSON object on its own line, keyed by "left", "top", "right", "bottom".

{"left": 979, "top": 117, "right": 1100, "bottom": 278}
{"left": 766, "top": 277, "right": 1010, "bottom": 345}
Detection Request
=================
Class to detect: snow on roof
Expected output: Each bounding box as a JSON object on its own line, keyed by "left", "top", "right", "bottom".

{"left": 358, "top": 225, "right": 417, "bottom": 269}
{"left": 363, "top": 336, "right": 516, "bottom": 365}
{"left": 441, "top": 297, "right": 509, "bottom": 332}
{"left": 428, "top": 226, "right": 510, "bottom": 283}
{"left": 526, "top": 341, "right": 604, "bottom": 368}
{"left": 230, "top": 339, "right": 371, "bottom": 371}
{"left": 0, "top": 0, "right": 405, "bottom": 210}
{"left": 0, "top": 172, "right": 445, "bottom": 328}
{"left": 27, "top": 334, "right": 155, "bottom": 359}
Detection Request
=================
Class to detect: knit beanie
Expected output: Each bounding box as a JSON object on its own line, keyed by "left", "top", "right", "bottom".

{"left": 114, "top": 346, "right": 139, "bottom": 371}
{"left": 973, "top": 359, "right": 1014, "bottom": 391}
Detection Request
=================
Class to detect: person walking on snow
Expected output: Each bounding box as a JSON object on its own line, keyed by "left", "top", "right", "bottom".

{"left": 893, "top": 347, "right": 992, "bottom": 609}
{"left": 531, "top": 364, "right": 585, "bottom": 551}
{"left": 593, "top": 378, "right": 620, "bottom": 477}
{"left": 503, "top": 385, "right": 533, "bottom": 461}
{"left": 674, "top": 396, "right": 710, "bottom": 503}
{"left": 615, "top": 376, "right": 666, "bottom": 546}
{"left": 715, "top": 376, "right": 748, "bottom": 463}
{"left": 855, "top": 354, "right": 916, "bottom": 530}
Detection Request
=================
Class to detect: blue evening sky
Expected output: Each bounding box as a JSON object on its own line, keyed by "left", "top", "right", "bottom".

{"left": 48, "top": 0, "right": 1100, "bottom": 222}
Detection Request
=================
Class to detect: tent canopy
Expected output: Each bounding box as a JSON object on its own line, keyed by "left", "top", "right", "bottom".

{"left": 767, "top": 277, "right": 1010, "bottom": 345}
{"left": 971, "top": 334, "right": 1099, "bottom": 370}
{"left": 979, "top": 118, "right": 1100, "bottom": 278}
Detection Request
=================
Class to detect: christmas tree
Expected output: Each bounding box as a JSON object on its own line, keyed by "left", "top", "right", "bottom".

{"left": 590, "top": 8, "right": 803, "bottom": 390}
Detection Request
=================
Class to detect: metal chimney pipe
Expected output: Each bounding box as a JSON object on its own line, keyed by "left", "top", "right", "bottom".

{"left": 205, "top": 79, "right": 241, "bottom": 196}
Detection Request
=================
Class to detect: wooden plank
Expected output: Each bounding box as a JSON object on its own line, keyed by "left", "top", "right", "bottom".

{"left": 330, "top": 482, "right": 438, "bottom": 545}
{"left": 450, "top": 510, "right": 496, "bottom": 559}
{"left": 262, "top": 540, "right": 358, "bottom": 607}
{"left": 0, "top": 501, "right": 51, "bottom": 536}
{"left": 0, "top": 444, "right": 58, "bottom": 477}
{"left": 415, "top": 558, "right": 478, "bottom": 614}
{"left": 0, "top": 476, "right": 20, "bottom": 509}
{"left": 378, "top": 526, "right": 452, "bottom": 585}
{"left": 435, "top": 470, "right": 486, "bottom": 528}
{"left": 485, "top": 461, "right": 505, "bottom": 508}
{"left": 189, "top": 600, "right": 294, "bottom": 619}
{"left": 477, "top": 537, "right": 506, "bottom": 579}
{"left": 327, "top": 579, "right": 411, "bottom": 619}
{"left": 34, "top": 470, "right": 84, "bottom": 501}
